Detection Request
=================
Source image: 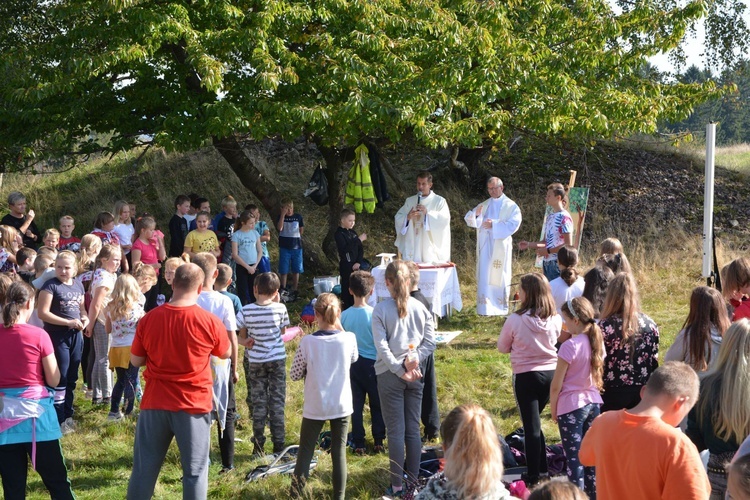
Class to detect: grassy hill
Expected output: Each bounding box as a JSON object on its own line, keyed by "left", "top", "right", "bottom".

{"left": 4, "top": 137, "right": 748, "bottom": 499}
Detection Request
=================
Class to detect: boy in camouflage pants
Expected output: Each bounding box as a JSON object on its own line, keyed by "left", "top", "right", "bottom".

{"left": 236, "top": 272, "right": 289, "bottom": 455}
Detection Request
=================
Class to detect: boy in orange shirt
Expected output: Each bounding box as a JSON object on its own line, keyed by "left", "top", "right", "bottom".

{"left": 579, "top": 361, "right": 710, "bottom": 500}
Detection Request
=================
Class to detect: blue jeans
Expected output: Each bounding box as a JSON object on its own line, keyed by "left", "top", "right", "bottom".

{"left": 543, "top": 259, "right": 561, "bottom": 282}
{"left": 558, "top": 403, "right": 600, "bottom": 499}
{"left": 111, "top": 364, "right": 139, "bottom": 415}
{"left": 51, "top": 329, "right": 83, "bottom": 423}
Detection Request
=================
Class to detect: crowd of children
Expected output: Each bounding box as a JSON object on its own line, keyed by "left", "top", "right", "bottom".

{"left": 4, "top": 185, "right": 750, "bottom": 500}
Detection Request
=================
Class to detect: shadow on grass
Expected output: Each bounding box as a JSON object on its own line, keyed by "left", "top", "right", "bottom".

{"left": 346, "top": 460, "right": 393, "bottom": 500}
{"left": 439, "top": 338, "right": 497, "bottom": 351}
{"left": 33, "top": 454, "right": 135, "bottom": 495}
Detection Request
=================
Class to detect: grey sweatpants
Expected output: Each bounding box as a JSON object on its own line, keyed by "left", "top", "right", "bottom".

{"left": 127, "top": 409, "right": 211, "bottom": 500}
{"left": 91, "top": 321, "right": 112, "bottom": 400}
{"left": 377, "top": 371, "right": 424, "bottom": 489}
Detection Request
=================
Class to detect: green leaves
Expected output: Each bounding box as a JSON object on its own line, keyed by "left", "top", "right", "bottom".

{"left": 0, "top": 0, "right": 736, "bottom": 171}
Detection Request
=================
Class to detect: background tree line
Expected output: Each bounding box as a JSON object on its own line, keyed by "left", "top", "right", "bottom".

{"left": 665, "top": 60, "right": 750, "bottom": 143}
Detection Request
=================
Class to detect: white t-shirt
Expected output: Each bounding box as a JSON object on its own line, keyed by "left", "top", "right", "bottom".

{"left": 91, "top": 269, "right": 117, "bottom": 323}
{"left": 549, "top": 276, "right": 585, "bottom": 315}
{"left": 113, "top": 223, "right": 134, "bottom": 254}
{"left": 290, "top": 330, "right": 358, "bottom": 420}
{"left": 196, "top": 291, "right": 237, "bottom": 332}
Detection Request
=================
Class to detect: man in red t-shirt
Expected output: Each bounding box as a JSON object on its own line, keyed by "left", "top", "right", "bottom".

{"left": 126, "top": 263, "right": 231, "bottom": 500}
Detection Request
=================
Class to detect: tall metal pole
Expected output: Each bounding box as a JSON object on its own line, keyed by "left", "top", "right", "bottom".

{"left": 702, "top": 123, "right": 716, "bottom": 283}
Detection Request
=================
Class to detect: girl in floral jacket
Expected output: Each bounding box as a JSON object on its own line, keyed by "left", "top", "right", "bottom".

{"left": 599, "top": 273, "right": 659, "bottom": 412}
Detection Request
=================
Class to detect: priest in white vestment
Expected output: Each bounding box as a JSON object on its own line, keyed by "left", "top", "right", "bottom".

{"left": 394, "top": 172, "right": 451, "bottom": 263}
{"left": 464, "top": 177, "right": 522, "bottom": 315}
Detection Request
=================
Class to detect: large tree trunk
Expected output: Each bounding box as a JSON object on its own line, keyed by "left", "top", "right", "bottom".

{"left": 211, "top": 134, "right": 327, "bottom": 272}
{"left": 317, "top": 144, "right": 355, "bottom": 262}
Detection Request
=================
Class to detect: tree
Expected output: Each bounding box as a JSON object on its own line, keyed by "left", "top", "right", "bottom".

{"left": 615, "top": 0, "right": 749, "bottom": 72}
{"left": 667, "top": 60, "right": 750, "bottom": 143}
{"left": 0, "top": 0, "right": 730, "bottom": 260}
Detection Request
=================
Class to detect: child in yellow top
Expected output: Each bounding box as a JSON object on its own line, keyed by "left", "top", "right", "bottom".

{"left": 184, "top": 211, "right": 221, "bottom": 259}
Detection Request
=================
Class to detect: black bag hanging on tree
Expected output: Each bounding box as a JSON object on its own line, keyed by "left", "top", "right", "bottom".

{"left": 304, "top": 162, "right": 329, "bottom": 206}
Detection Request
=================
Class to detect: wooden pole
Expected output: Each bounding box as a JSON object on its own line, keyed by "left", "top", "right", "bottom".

{"left": 568, "top": 170, "right": 577, "bottom": 189}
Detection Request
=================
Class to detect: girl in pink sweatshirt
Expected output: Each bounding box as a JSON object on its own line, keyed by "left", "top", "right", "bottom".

{"left": 498, "top": 273, "right": 562, "bottom": 486}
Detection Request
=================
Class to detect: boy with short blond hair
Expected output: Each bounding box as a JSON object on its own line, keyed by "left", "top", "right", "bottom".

{"left": 215, "top": 197, "right": 239, "bottom": 290}
{"left": 43, "top": 228, "right": 60, "bottom": 249}
{"left": 341, "top": 270, "right": 385, "bottom": 454}
{"left": 58, "top": 216, "right": 80, "bottom": 252}
{"left": 236, "top": 272, "right": 289, "bottom": 456}
{"left": 192, "top": 252, "right": 239, "bottom": 474}
{"left": 580, "top": 361, "right": 710, "bottom": 500}
{"left": 276, "top": 198, "right": 304, "bottom": 301}
{"left": 37, "top": 245, "right": 58, "bottom": 261}
{"left": 216, "top": 263, "right": 241, "bottom": 316}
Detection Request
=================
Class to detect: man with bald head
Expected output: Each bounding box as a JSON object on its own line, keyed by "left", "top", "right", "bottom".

{"left": 128, "top": 263, "right": 232, "bottom": 499}
{"left": 464, "top": 177, "right": 522, "bottom": 315}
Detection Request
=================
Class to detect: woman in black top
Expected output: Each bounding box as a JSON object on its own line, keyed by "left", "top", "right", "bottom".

{"left": 1, "top": 192, "right": 40, "bottom": 249}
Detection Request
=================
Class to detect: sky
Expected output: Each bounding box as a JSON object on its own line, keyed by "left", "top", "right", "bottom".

{"left": 647, "top": 4, "right": 750, "bottom": 74}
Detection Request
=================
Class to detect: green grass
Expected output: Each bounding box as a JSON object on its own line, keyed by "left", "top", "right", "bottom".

{"left": 18, "top": 248, "right": 728, "bottom": 500}
{"left": 681, "top": 142, "right": 750, "bottom": 177}
{"left": 6, "top": 141, "right": 749, "bottom": 498}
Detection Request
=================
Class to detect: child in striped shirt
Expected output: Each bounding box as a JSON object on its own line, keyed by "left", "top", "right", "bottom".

{"left": 236, "top": 272, "right": 289, "bottom": 456}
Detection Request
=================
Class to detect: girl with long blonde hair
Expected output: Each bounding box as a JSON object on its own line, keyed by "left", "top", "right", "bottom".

{"left": 289, "top": 293, "right": 358, "bottom": 500}
{"left": 599, "top": 272, "right": 659, "bottom": 411}
{"left": 36, "top": 251, "right": 88, "bottom": 429}
{"left": 75, "top": 234, "right": 102, "bottom": 275}
{"left": 549, "top": 297, "right": 604, "bottom": 498}
{"left": 84, "top": 244, "right": 122, "bottom": 404}
{"left": 498, "top": 273, "right": 561, "bottom": 486}
{"left": 0, "top": 225, "right": 21, "bottom": 273}
{"left": 415, "top": 405, "right": 510, "bottom": 499}
{"left": 688, "top": 319, "right": 750, "bottom": 499}
{"left": 112, "top": 200, "right": 133, "bottom": 273}
{"left": 131, "top": 216, "right": 164, "bottom": 310}
{"left": 74, "top": 234, "right": 102, "bottom": 398}
{"left": 105, "top": 274, "right": 145, "bottom": 420}
{"left": 372, "top": 260, "right": 435, "bottom": 496}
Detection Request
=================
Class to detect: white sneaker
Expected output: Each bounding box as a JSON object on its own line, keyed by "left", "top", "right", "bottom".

{"left": 107, "top": 411, "right": 124, "bottom": 421}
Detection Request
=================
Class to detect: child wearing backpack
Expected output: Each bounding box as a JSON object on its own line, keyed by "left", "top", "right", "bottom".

{"left": 550, "top": 297, "right": 605, "bottom": 498}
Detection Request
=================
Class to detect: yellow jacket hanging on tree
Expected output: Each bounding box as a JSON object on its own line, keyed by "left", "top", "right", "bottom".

{"left": 345, "top": 144, "right": 376, "bottom": 213}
